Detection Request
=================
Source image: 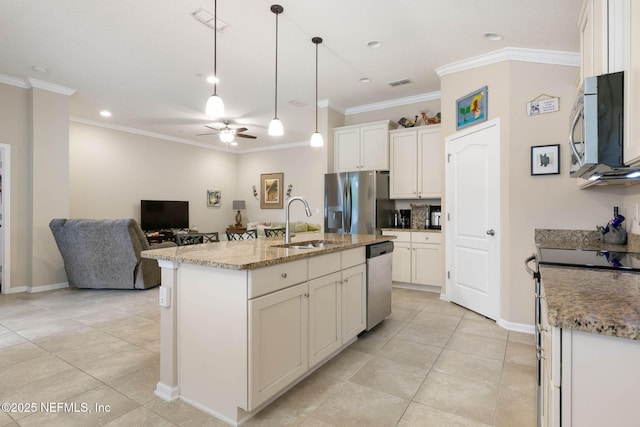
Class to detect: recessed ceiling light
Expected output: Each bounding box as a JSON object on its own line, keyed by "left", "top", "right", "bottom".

{"left": 359, "top": 77, "right": 371, "bottom": 84}
{"left": 288, "top": 99, "right": 307, "bottom": 107}
{"left": 484, "top": 32, "right": 503, "bottom": 41}
{"left": 367, "top": 40, "right": 382, "bottom": 48}
{"left": 32, "top": 65, "right": 48, "bottom": 73}
{"left": 100, "top": 110, "right": 112, "bottom": 118}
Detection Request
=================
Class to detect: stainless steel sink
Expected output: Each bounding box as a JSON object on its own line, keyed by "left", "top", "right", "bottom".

{"left": 272, "top": 240, "right": 341, "bottom": 250}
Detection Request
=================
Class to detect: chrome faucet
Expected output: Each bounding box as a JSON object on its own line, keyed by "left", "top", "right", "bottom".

{"left": 285, "top": 196, "right": 312, "bottom": 244}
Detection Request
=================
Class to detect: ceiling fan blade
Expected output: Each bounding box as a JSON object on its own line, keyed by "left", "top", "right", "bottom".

{"left": 236, "top": 133, "right": 257, "bottom": 139}
{"left": 196, "top": 132, "right": 218, "bottom": 136}
{"left": 204, "top": 125, "right": 222, "bottom": 131}
{"left": 235, "top": 127, "right": 248, "bottom": 133}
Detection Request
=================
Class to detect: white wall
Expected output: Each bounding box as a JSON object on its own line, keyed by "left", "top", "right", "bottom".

{"left": 440, "top": 60, "right": 633, "bottom": 326}
{"left": 237, "top": 145, "right": 324, "bottom": 226}
{"left": 69, "top": 122, "right": 239, "bottom": 233}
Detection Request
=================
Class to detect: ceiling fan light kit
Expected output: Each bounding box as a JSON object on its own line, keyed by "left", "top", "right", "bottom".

{"left": 205, "top": 0, "right": 225, "bottom": 118}
{"left": 268, "top": 4, "right": 284, "bottom": 137}
{"left": 310, "top": 36, "right": 324, "bottom": 147}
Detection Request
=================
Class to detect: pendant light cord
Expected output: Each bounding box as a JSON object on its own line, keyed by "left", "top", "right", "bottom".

{"left": 314, "top": 40, "right": 318, "bottom": 132}
{"left": 273, "top": 9, "right": 279, "bottom": 118}
{"left": 213, "top": 0, "right": 218, "bottom": 96}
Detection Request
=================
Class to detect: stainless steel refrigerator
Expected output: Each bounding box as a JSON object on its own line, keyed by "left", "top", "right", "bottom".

{"left": 324, "top": 171, "right": 393, "bottom": 234}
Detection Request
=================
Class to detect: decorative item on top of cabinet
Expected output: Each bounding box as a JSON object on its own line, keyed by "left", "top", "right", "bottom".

{"left": 390, "top": 125, "right": 442, "bottom": 199}
{"left": 333, "top": 120, "right": 398, "bottom": 173}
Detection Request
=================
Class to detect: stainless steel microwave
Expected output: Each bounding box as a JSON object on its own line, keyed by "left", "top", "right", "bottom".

{"left": 569, "top": 71, "right": 624, "bottom": 180}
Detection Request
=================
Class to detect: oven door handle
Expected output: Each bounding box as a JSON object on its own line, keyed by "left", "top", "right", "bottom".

{"left": 524, "top": 254, "right": 539, "bottom": 279}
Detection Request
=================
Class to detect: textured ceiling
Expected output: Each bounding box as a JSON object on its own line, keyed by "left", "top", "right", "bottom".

{"left": 0, "top": 0, "right": 582, "bottom": 150}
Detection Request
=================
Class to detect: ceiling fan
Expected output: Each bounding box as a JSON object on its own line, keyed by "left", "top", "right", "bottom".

{"left": 197, "top": 120, "right": 257, "bottom": 143}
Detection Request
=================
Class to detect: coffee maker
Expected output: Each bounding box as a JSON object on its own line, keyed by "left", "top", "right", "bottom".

{"left": 399, "top": 209, "right": 411, "bottom": 228}
{"left": 428, "top": 206, "right": 442, "bottom": 229}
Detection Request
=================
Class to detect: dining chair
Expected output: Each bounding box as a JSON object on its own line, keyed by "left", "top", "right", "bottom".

{"left": 226, "top": 229, "right": 258, "bottom": 240}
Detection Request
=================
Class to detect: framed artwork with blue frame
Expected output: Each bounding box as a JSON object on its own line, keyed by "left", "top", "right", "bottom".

{"left": 456, "top": 86, "right": 488, "bottom": 130}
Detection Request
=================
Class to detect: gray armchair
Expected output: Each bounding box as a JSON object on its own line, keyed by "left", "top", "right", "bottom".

{"left": 49, "top": 218, "right": 176, "bottom": 289}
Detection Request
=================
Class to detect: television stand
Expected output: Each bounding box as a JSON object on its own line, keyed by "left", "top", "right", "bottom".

{"left": 144, "top": 230, "right": 176, "bottom": 245}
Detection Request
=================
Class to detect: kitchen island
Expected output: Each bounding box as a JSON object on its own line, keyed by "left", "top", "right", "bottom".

{"left": 141, "top": 232, "right": 393, "bottom": 426}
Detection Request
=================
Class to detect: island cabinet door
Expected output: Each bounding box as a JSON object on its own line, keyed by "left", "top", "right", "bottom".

{"left": 341, "top": 264, "right": 366, "bottom": 342}
{"left": 248, "top": 283, "right": 309, "bottom": 410}
{"left": 308, "top": 272, "right": 342, "bottom": 367}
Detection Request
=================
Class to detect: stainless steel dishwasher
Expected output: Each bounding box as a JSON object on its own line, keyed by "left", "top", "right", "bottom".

{"left": 365, "top": 241, "right": 394, "bottom": 330}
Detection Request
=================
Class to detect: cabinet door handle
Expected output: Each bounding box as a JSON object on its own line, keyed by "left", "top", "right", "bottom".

{"left": 304, "top": 292, "right": 309, "bottom": 298}
{"left": 281, "top": 273, "right": 288, "bottom": 278}
{"left": 344, "top": 278, "right": 349, "bottom": 283}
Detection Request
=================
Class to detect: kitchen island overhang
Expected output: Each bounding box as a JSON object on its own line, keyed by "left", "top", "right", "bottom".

{"left": 142, "top": 232, "right": 394, "bottom": 425}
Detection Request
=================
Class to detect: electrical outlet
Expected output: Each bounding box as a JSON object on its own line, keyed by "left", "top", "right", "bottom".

{"left": 159, "top": 286, "right": 171, "bottom": 308}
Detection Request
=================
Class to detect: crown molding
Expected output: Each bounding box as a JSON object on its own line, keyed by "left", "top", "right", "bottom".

{"left": 0, "top": 73, "right": 76, "bottom": 96}
{"left": 345, "top": 91, "right": 441, "bottom": 115}
{"left": 435, "top": 47, "right": 580, "bottom": 77}
{"left": 69, "top": 116, "right": 234, "bottom": 153}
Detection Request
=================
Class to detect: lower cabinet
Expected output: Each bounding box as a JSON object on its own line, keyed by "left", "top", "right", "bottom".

{"left": 383, "top": 230, "right": 442, "bottom": 289}
{"left": 540, "top": 285, "right": 640, "bottom": 427}
{"left": 248, "top": 249, "right": 366, "bottom": 410}
{"left": 249, "top": 283, "right": 309, "bottom": 409}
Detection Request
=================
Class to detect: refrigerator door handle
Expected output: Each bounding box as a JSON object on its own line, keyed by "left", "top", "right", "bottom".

{"left": 344, "top": 179, "right": 352, "bottom": 233}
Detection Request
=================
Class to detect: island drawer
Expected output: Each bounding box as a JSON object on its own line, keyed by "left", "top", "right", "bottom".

{"left": 308, "top": 252, "right": 341, "bottom": 279}
{"left": 248, "top": 259, "right": 308, "bottom": 299}
{"left": 342, "top": 247, "right": 365, "bottom": 269}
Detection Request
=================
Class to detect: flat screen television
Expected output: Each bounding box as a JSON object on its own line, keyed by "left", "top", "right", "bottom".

{"left": 140, "top": 200, "right": 189, "bottom": 231}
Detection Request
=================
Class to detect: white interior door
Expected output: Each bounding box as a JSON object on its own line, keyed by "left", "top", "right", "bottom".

{"left": 445, "top": 119, "right": 500, "bottom": 320}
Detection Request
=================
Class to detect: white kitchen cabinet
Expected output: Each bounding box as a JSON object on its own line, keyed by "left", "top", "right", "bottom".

{"left": 390, "top": 125, "right": 442, "bottom": 199}
{"left": 341, "top": 264, "right": 366, "bottom": 341}
{"left": 623, "top": 0, "right": 640, "bottom": 165}
{"left": 579, "top": 0, "right": 624, "bottom": 83}
{"left": 540, "top": 285, "right": 640, "bottom": 427}
{"left": 250, "top": 248, "right": 366, "bottom": 408}
{"left": 334, "top": 120, "right": 397, "bottom": 172}
{"left": 308, "top": 272, "right": 341, "bottom": 367}
{"left": 249, "top": 283, "right": 309, "bottom": 409}
{"left": 383, "top": 230, "right": 442, "bottom": 290}
{"left": 412, "top": 232, "right": 442, "bottom": 287}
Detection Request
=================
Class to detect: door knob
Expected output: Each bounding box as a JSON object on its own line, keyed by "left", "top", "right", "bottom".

{"left": 486, "top": 229, "right": 495, "bottom": 236}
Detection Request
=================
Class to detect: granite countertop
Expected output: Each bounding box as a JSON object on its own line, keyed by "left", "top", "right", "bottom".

{"left": 381, "top": 227, "right": 441, "bottom": 233}
{"left": 141, "top": 232, "right": 394, "bottom": 270}
{"left": 540, "top": 266, "right": 640, "bottom": 340}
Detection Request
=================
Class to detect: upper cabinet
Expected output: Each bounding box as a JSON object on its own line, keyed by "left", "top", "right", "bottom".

{"left": 389, "top": 125, "right": 442, "bottom": 199}
{"left": 579, "top": 0, "right": 624, "bottom": 83}
{"left": 624, "top": 0, "right": 640, "bottom": 165}
{"left": 334, "top": 120, "right": 397, "bottom": 173}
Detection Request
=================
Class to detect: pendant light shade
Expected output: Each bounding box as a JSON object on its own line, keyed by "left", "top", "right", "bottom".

{"left": 219, "top": 128, "right": 234, "bottom": 143}
{"left": 310, "top": 36, "right": 324, "bottom": 147}
{"left": 268, "top": 5, "right": 284, "bottom": 136}
{"left": 206, "top": 0, "right": 224, "bottom": 118}
{"left": 206, "top": 94, "right": 224, "bottom": 118}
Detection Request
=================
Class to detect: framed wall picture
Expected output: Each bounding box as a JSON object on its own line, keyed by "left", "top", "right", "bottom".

{"left": 531, "top": 144, "right": 560, "bottom": 175}
{"left": 456, "top": 86, "right": 488, "bottom": 130}
{"left": 207, "top": 190, "right": 221, "bottom": 207}
{"left": 260, "top": 173, "right": 284, "bottom": 209}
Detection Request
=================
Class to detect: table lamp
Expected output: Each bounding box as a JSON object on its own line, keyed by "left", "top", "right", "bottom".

{"left": 232, "top": 200, "right": 246, "bottom": 227}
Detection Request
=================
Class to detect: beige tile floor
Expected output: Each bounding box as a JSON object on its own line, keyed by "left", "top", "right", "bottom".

{"left": 0, "top": 286, "right": 535, "bottom": 426}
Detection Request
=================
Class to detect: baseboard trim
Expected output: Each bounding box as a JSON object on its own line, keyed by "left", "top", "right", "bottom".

{"left": 5, "top": 282, "right": 69, "bottom": 294}
{"left": 154, "top": 382, "right": 180, "bottom": 402}
{"left": 497, "top": 318, "right": 534, "bottom": 334}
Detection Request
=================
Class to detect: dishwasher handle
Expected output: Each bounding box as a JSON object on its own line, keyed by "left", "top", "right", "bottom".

{"left": 367, "top": 241, "right": 394, "bottom": 258}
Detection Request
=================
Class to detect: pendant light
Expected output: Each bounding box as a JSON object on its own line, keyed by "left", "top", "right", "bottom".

{"left": 268, "top": 4, "right": 284, "bottom": 136}
{"left": 205, "top": 0, "right": 224, "bottom": 118}
{"left": 310, "top": 37, "right": 324, "bottom": 147}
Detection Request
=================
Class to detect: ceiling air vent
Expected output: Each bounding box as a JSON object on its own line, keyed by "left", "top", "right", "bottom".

{"left": 192, "top": 7, "right": 227, "bottom": 31}
{"left": 388, "top": 78, "right": 412, "bottom": 87}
